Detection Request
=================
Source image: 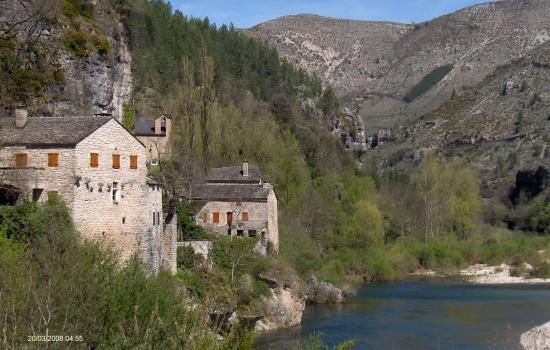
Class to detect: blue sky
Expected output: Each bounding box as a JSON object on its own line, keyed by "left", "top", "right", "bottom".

{"left": 171, "top": 0, "right": 493, "bottom": 28}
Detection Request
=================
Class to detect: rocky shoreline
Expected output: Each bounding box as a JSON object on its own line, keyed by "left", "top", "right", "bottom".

{"left": 521, "top": 322, "right": 550, "bottom": 350}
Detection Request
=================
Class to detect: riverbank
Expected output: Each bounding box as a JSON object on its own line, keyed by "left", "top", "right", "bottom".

{"left": 412, "top": 263, "right": 550, "bottom": 284}
{"left": 460, "top": 263, "right": 550, "bottom": 284}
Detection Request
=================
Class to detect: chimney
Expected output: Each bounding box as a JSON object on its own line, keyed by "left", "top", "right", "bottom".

{"left": 15, "top": 105, "right": 28, "bottom": 128}
{"left": 243, "top": 160, "right": 249, "bottom": 177}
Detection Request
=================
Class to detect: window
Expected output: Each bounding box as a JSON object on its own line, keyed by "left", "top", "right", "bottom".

{"left": 112, "top": 182, "right": 118, "bottom": 204}
{"left": 130, "top": 155, "right": 138, "bottom": 169}
{"left": 32, "top": 189, "right": 43, "bottom": 202}
{"left": 157, "top": 212, "right": 160, "bottom": 225}
{"left": 15, "top": 154, "right": 27, "bottom": 167}
{"left": 112, "top": 154, "right": 120, "bottom": 169}
{"left": 153, "top": 211, "right": 156, "bottom": 225}
{"left": 122, "top": 217, "right": 126, "bottom": 224}
{"left": 47, "top": 153, "right": 59, "bottom": 167}
{"left": 90, "top": 153, "right": 99, "bottom": 168}
{"left": 213, "top": 212, "right": 220, "bottom": 224}
{"left": 241, "top": 212, "right": 249, "bottom": 221}
{"left": 237, "top": 229, "right": 244, "bottom": 237}
{"left": 248, "top": 230, "right": 257, "bottom": 238}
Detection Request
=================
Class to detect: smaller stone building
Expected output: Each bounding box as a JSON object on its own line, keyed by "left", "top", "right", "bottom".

{"left": 134, "top": 115, "right": 172, "bottom": 165}
{"left": 189, "top": 162, "right": 278, "bottom": 254}
{"left": 0, "top": 108, "right": 176, "bottom": 274}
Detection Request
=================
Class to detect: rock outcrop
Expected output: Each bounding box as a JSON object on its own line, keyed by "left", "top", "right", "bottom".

{"left": 521, "top": 321, "right": 550, "bottom": 350}
{"left": 305, "top": 276, "right": 346, "bottom": 304}
{"left": 254, "top": 287, "right": 305, "bottom": 331}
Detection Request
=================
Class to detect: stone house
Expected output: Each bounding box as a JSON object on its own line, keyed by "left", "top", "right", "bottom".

{"left": 134, "top": 115, "right": 172, "bottom": 165}
{"left": 0, "top": 108, "right": 176, "bottom": 274}
{"left": 189, "top": 161, "right": 279, "bottom": 254}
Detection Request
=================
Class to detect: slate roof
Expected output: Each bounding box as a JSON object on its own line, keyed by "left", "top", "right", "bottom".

{"left": 207, "top": 164, "right": 262, "bottom": 184}
{"left": 190, "top": 184, "right": 269, "bottom": 202}
{"left": 134, "top": 117, "right": 156, "bottom": 136}
{"left": 0, "top": 116, "right": 112, "bottom": 147}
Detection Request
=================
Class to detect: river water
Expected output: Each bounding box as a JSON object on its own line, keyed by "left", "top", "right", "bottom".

{"left": 255, "top": 280, "right": 550, "bottom": 350}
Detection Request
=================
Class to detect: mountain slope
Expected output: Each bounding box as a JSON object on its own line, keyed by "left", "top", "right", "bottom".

{"left": 247, "top": 1, "right": 550, "bottom": 132}
{"left": 367, "top": 40, "right": 550, "bottom": 200}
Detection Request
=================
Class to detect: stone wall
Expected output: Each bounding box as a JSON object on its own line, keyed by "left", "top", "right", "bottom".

{"left": 73, "top": 119, "right": 150, "bottom": 263}
{"left": 192, "top": 188, "right": 279, "bottom": 253}
{"left": 163, "top": 215, "right": 177, "bottom": 273}
{"left": 0, "top": 146, "right": 76, "bottom": 203}
{"left": 195, "top": 200, "right": 269, "bottom": 238}
{"left": 266, "top": 184, "right": 279, "bottom": 252}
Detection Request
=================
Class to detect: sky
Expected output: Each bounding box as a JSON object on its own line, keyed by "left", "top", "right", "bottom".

{"left": 171, "top": 0, "right": 493, "bottom": 28}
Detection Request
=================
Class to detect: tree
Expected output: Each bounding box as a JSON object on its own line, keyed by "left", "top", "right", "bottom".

{"left": 210, "top": 236, "right": 258, "bottom": 284}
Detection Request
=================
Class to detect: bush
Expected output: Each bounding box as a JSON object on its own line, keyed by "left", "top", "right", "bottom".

{"left": 177, "top": 245, "right": 204, "bottom": 269}
{"left": 63, "top": 31, "right": 111, "bottom": 58}
{"left": 530, "top": 261, "right": 550, "bottom": 278}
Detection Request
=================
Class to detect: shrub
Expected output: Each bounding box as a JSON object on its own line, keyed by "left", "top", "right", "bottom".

{"left": 177, "top": 245, "right": 204, "bottom": 269}
{"left": 530, "top": 261, "right": 550, "bottom": 278}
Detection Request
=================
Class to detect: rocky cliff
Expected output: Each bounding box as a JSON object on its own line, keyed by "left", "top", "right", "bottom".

{"left": 0, "top": 0, "right": 132, "bottom": 119}
{"left": 521, "top": 321, "right": 550, "bottom": 350}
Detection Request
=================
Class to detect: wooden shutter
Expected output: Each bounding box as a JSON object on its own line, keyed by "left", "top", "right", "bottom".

{"left": 47, "top": 153, "right": 59, "bottom": 167}
{"left": 90, "top": 153, "right": 99, "bottom": 168}
{"left": 130, "top": 155, "right": 138, "bottom": 169}
{"left": 241, "top": 212, "right": 249, "bottom": 221}
{"left": 112, "top": 154, "right": 120, "bottom": 169}
{"left": 213, "top": 212, "right": 220, "bottom": 224}
{"left": 226, "top": 212, "right": 233, "bottom": 226}
{"left": 15, "top": 154, "right": 27, "bottom": 167}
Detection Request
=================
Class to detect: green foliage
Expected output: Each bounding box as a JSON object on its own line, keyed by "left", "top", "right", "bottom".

{"left": 62, "top": 30, "right": 111, "bottom": 58}
{"left": 0, "top": 200, "right": 239, "bottom": 349}
{"left": 288, "top": 333, "right": 355, "bottom": 350}
{"left": 518, "top": 195, "right": 550, "bottom": 234}
{"left": 319, "top": 87, "right": 339, "bottom": 114}
{"left": 404, "top": 64, "right": 454, "bottom": 103}
{"left": 177, "top": 245, "right": 204, "bottom": 269}
{"left": 177, "top": 201, "right": 209, "bottom": 240}
{"left": 211, "top": 236, "right": 259, "bottom": 283}
{"left": 122, "top": 102, "right": 135, "bottom": 131}
{"left": 0, "top": 37, "right": 61, "bottom": 105}
{"left": 62, "top": 0, "right": 94, "bottom": 19}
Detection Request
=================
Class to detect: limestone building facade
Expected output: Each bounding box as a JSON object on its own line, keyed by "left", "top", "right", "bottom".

{"left": 0, "top": 108, "right": 176, "bottom": 274}
{"left": 134, "top": 115, "right": 172, "bottom": 165}
{"left": 189, "top": 162, "right": 279, "bottom": 254}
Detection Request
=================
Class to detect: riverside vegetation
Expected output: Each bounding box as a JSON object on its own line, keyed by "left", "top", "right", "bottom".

{"left": 2, "top": 0, "right": 550, "bottom": 348}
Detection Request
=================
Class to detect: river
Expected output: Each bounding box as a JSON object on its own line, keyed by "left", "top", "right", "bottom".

{"left": 255, "top": 280, "right": 550, "bottom": 349}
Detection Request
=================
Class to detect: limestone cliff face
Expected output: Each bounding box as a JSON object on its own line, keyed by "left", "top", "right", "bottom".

{"left": 0, "top": 0, "right": 132, "bottom": 120}
{"left": 54, "top": 3, "right": 132, "bottom": 120}
{"left": 58, "top": 21, "right": 132, "bottom": 120}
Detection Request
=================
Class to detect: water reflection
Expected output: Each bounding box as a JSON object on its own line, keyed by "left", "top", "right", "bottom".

{"left": 255, "top": 280, "right": 550, "bottom": 350}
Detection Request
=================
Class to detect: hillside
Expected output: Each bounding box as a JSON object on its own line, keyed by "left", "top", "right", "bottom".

{"left": 369, "top": 40, "right": 550, "bottom": 200}
{"left": 247, "top": 1, "right": 550, "bottom": 133}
